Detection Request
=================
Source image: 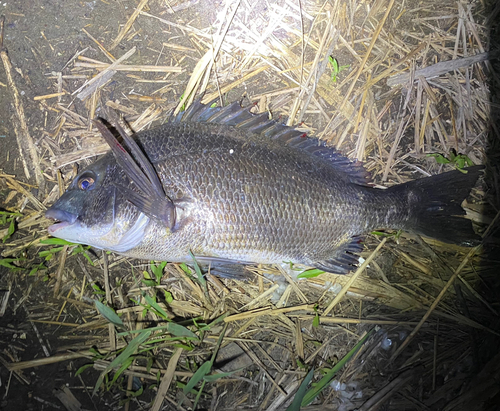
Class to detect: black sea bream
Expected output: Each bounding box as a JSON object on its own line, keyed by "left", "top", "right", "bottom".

{"left": 45, "top": 102, "right": 482, "bottom": 274}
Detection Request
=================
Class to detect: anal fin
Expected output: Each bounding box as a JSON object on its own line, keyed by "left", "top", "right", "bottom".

{"left": 313, "top": 237, "right": 364, "bottom": 274}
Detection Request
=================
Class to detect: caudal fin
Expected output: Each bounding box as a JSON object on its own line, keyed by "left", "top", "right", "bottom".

{"left": 390, "top": 166, "right": 483, "bottom": 246}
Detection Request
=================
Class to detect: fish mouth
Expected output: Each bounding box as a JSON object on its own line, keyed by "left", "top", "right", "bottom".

{"left": 45, "top": 208, "right": 78, "bottom": 234}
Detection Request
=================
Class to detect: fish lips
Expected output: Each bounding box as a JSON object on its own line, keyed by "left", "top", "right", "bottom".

{"left": 45, "top": 208, "right": 78, "bottom": 234}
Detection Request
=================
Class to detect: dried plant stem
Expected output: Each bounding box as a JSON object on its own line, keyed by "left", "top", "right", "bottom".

{"left": 75, "top": 61, "right": 181, "bottom": 73}
{"left": 387, "top": 52, "right": 489, "bottom": 86}
{"left": 103, "top": 252, "right": 116, "bottom": 352}
{"left": 391, "top": 245, "right": 481, "bottom": 362}
{"left": 338, "top": 0, "right": 395, "bottom": 111}
{"left": 73, "top": 46, "right": 136, "bottom": 98}
{"left": 53, "top": 245, "right": 69, "bottom": 297}
{"left": 110, "top": 0, "right": 150, "bottom": 50}
{"left": 1, "top": 17, "right": 45, "bottom": 195}
{"left": 151, "top": 348, "right": 183, "bottom": 411}
{"left": 81, "top": 27, "right": 115, "bottom": 62}
{"left": 175, "top": 0, "right": 240, "bottom": 114}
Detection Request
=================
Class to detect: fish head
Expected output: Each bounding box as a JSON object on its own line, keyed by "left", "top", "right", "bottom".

{"left": 45, "top": 155, "right": 149, "bottom": 253}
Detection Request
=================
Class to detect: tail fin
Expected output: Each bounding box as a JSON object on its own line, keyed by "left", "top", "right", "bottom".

{"left": 390, "top": 166, "right": 483, "bottom": 246}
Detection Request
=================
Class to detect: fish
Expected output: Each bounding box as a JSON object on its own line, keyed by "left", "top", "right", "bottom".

{"left": 45, "top": 101, "right": 483, "bottom": 274}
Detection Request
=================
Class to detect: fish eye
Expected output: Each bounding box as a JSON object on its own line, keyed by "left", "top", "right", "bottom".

{"left": 78, "top": 176, "right": 95, "bottom": 190}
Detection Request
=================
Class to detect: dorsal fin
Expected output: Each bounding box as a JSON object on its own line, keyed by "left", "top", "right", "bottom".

{"left": 171, "top": 101, "right": 371, "bottom": 186}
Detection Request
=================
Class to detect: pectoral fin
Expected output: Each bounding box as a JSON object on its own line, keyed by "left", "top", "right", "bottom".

{"left": 94, "top": 119, "right": 176, "bottom": 230}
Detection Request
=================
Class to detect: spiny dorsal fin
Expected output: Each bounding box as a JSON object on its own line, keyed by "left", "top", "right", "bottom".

{"left": 172, "top": 100, "right": 371, "bottom": 186}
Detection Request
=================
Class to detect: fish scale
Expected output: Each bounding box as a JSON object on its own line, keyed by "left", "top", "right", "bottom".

{"left": 45, "top": 102, "right": 482, "bottom": 275}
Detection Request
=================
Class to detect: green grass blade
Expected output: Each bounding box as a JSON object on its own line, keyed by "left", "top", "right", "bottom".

{"left": 0, "top": 258, "right": 24, "bottom": 271}
{"left": 109, "top": 356, "right": 134, "bottom": 387}
{"left": 40, "top": 238, "right": 79, "bottom": 245}
{"left": 182, "top": 323, "right": 228, "bottom": 397}
{"left": 301, "top": 329, "right": 373, "bottom": 406}
{"left": 203, "top": 367, "right": 247, "bottom": 382}
{"left": 197, "top": 313, "right": 228, "bottom": 331}
{"left": 189, "top": 251, "right": 206, "bottom": 288}
{"left": 93, "top": 330, "right": 151, "bottom": 395}
{"left": 165, "top": 322, "right": 198, "bottom": 339}
{"left": 183, "top": 360, "right": 211, "bottom": 394}
{"left": 94, "top": 300, "right": 124, "bottom": 329}
{"left": 297, "top": 268, "right": 324, "bottom": 279}
{"left": 142, "top": 293, "right": 169, "bottom": 319}
{"left": 286, "top": 368, "right": 315, "bottom": 411}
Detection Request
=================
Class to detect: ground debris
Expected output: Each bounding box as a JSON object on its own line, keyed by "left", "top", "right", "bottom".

{"left": 0, "top": 0, "right": 498, "bottom": 410}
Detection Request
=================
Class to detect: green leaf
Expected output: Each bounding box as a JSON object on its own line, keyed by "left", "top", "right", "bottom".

{"left": 328, "top": 57, "right": 348, "bottom": 82}
{"left": 39, "top": 246, "right": 65, "bottom": 258}
{"left": 189, "top": 251, "right": 206, "bottom": 288}
{"left": 143, "top": 294, "right": 169, "bottom": 319}
{"left": 94, "top": 300, "right": 124, "bottom": 328}
{"left": 179, "top": 93, "right": 187, "bottom": 111}
{"left": 82, "top": 250, "right": 94, "bottom": 265}
{"left": 197, "top": 313, "right": 228, "bottom": 331}
{"left": 427, "top": 153, "right": 450, "bottom": 165}
{"left": 2, "top": 219, "right": 16, "bottom": 242}
{"left": 176, "top": 381, "right": 198, "bottom": 395}
{"left": 75, "top": 363, "right": 94, "bottom": 377}
{"left": 89, "top": 347, "right": 105, "bottom": 359}
{"left": 301, "top": 329, "right": 374, "bottom": 406}
{"left": 0, "top": 211, "right": 21, "bottom": 216}
{"left": 179, "top": 263, "right": 191, "bottom": 274}
{"left": 166, "top": 322, "right": 197, "bottom": 339}
{"left": 29, "top": 262, "right": 46, "bottom": 276}
{"left": 109, "top": 356, "right": 134, "bottom": 387}
{"left": 126, "top": 385, "right": 144, "bottom": 397}
{"left": 286, "top": 368, "right": 315, "bottom": 411}
{"left": 151, "top": 261, "right": 167, "bottom": 281}
{"left": 183, "top": 361, "right": 212, "bottom": 394}
{"left": 203, "top": 367, "right": 247, "bottom": 382}
{"left": 297, "top": 268, "right": 325, "bottom": 279}
{"left": 332, "top": 58, "right": 339, "bottom": 72}
{"left": 427, "top": 151, "right": 475, "bottom": 172}
{"left": 93, "top": 330, "right": 151, "bottom": 395}
{"left": 371, "top": 230, "right": 389, "bottom": 237}
{"left": 71, "top": 245, "right": 95, "bottom": 265}
{"left": 92, "top": 283, "right": 106, "bottom": 295}
{"left": 40, "top": 238, "right": 79, "bottom": 245}
{"left": 146, "top": 356, "right": 154, "bottom": 372}
{"left": 163, "top": 290, "right": 174, "bottom": 303}
{"left": 183, "top": 323, "right": 227, "bottom": 403}
{"left": 371, "top": 230, "right": 401, "bottom": 239}
{"left": 313, "top": 313, "right": 320, "bottom": 328}
{"left": 0, "top": 258, "right": 24, "bottom": 271}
